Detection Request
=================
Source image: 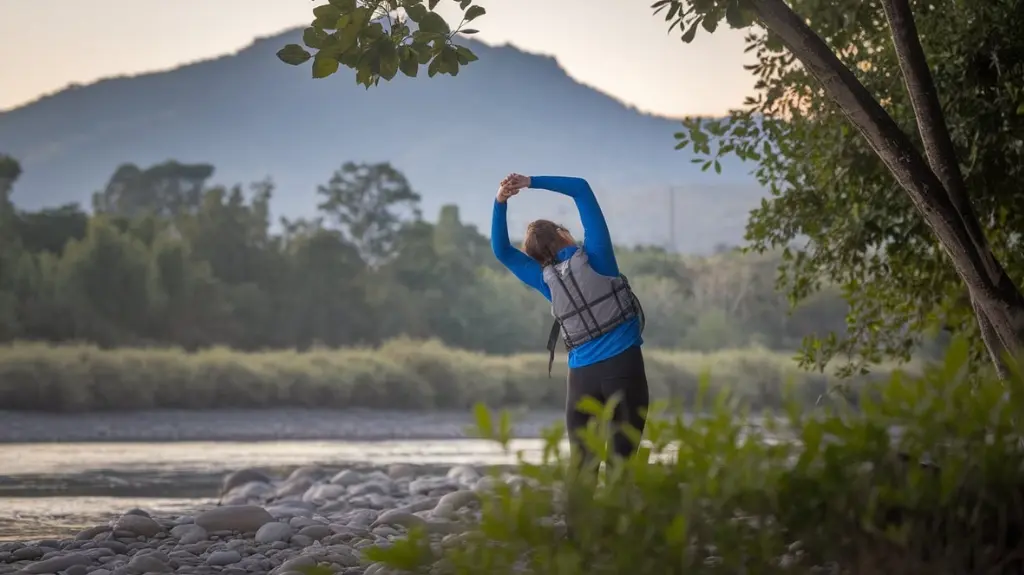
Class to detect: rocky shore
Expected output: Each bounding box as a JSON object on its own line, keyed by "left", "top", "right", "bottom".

{"left": 0, "top": 462, "right": 554, "bottom": 575}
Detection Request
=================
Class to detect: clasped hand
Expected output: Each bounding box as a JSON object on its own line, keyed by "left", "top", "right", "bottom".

{"left": 496, "top": 173, "right": 530, "bottom": 203}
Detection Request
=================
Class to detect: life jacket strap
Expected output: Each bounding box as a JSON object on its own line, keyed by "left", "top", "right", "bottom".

{"left": 546, "top": 320, "right": 561, "bottom": 377}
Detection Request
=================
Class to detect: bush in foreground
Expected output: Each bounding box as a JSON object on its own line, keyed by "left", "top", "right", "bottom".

{"left": 366, "top": 339, "right": 1024, "bottom": 574}
{"left": 0, "top": 339, "right": 887, "bottom": 412}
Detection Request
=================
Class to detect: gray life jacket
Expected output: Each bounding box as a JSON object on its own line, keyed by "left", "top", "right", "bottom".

{"left": 542, "top": 248, "right": 645, "bottom": 376}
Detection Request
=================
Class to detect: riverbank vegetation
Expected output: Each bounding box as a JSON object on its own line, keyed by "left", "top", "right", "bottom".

{"left": 0, "top": 338, "right": 895, "bottom": 412}
{"left": 364, "top": 340, "right": 1024, "bottom": 574}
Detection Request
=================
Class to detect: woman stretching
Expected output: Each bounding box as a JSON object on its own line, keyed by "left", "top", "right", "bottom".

{"left": 490, "top": 173, "right": 649, "bottom": 471}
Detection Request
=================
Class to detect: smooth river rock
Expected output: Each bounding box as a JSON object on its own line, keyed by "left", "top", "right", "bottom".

{"left": 194, "top": 506, "right": 274, "bottom": 533}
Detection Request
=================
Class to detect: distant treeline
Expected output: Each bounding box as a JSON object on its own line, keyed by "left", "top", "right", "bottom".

{"left": 0, "top": 156, "right": 858, "bottom": 354}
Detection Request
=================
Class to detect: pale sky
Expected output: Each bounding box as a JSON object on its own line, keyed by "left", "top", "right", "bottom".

{"left": 0, "top": 0, "right": 755, "bottom": 118}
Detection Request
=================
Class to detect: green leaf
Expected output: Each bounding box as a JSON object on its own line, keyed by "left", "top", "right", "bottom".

{"left": 336, "top": 12, "right": 367, "bottom": 52}
{"left": 312, "top": 16, "right": 338, "bottom": 30}
{"left": 497, "top": 409, "right": 513, "bottom": 447}
{"left": 328, "top": 0, "right": 356, "bottom": 10}
{"left": 667, "top": 2, "right": 681, "bottom": 20}
{"left": 312, "top": 55, "right": 340, "bottom": 78}
{"left": 1017, "top": 102, "right": 1024, "bottom": 115}
{"left": 473, "top": 402, "right": 494, "bottom": 438}
{"left": 714, "top": 159, "right": 722, "bottom": 174}
{"left": 434, "top": 46, "right": 459, "bottom": 76}
{"left": 362, "top": 526, "right": 433, "bottom": 570}
{"left": 455, "top": 45, "right": 478, "bottom": 64}
{"left": 681, "top": 19, "right": 701, "bottom": 43}
{"left": 415, "top": 44, "right": 433, "bottom": 64}
{"left": 350, "top": 5, "right": 371, "bottom": 26}
{"left": 461, "top": 28, "right": 480, "bottom": 35}
{"left": 399, "top": 48, "right": 419, "bottom": 77}
{"left": 339, "top": 49, "right": 360, "bottom": 67}
{"left": 312, "top": 4, "right": 342, "bottom": 21}
{"left": 276, "top": 44, "right": 312, "bottom": 66}
{"left": 575, "top": 396, "right": 604, "bottom": 417}
{"left": 464, "top": 5, "right": 486, "bottom": 21}
{"left": 379, "top": 44, "right": 400, "bottom": 81}
{"left": 725, "top": 0, "right": 757, "bottom": 28}
{"left": 419, "top": 12, "right": 451, "bottom": 35}
{"left": 302, "top": 27, "right": 328, "bottom": 49}
{"left": 701, "top": 13, "right": 719, "bottom": 32}
{"left": 459, "top": 0, "right": 472, "bottom": 8}
{"left": 355, "top": 64, "right": 373, "bottom": 87}
{"left": 428, "top": 0, "right": 440, "bottom": 9}
{"left": 405, "top": 4, "right": 428, "bottom": 22}
{"left": 940, "top": 335, "right": 970, "bottom": 382}
{"left": 364, "top": 22, "right": 386, "bottom": 40}
{"left": 665, "top": 514, "right": 689, "bottom": 545}
{"left": 398, "top": 60, "right": 418, "bottom": 78}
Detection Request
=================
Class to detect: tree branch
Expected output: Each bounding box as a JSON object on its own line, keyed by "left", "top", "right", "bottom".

{"left": 975, "top": 298, "right": 1011, "bottom": 379}
{"left": 749, "top": 0, "right": 1024, "bottom": 361}
{"left": 878, "top": 0, "right": 1011, "bottom": 374}
{"left": 878, "top": 0, "right": 968, "bottom": 217}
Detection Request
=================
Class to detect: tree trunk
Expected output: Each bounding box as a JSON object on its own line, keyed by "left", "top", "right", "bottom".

{"left": 879, "top": 0, "right": 1010, "bottom": 377}
{"left": 750, "top": 0, "right": 1024, "bottom": 372}
{"left": 975, "top": 298, "right": 1011, "bottom": 379}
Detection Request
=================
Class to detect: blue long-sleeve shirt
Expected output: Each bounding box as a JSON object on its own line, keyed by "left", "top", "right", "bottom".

{"left": 491, "top": 175, "right": 643, "bottom": 369}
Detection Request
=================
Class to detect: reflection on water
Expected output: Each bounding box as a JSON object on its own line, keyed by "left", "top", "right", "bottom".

{"left": 0, "top": 497, "right": 204, "bottom": 541}
{"left": 0, "top": 439, "right": 559, "bottom": 541}
{"left": 1, "top": 433, "right": 753, "bottom": 540}
{"left": 3, "top": 439, "right": 554, "bottom": 476}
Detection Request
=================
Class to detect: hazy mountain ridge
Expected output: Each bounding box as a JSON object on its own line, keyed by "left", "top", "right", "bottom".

{"left": 0, "top": 27, "right": 765, "bottom": 253}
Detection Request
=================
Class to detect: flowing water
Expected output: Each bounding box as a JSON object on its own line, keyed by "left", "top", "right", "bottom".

{"left": 0, "top": 438, "right": 555, "bottom": 541}
{"left": 0, "top": 409, "right": 578, "bottom": 540}
{"left": 0, "top": 409, "right": 783, "bottom": 541}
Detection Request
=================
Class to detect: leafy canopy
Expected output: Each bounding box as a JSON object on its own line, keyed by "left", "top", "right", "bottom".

{"left": 277, "top": 0, "right": 486, "bottom": 87}
{"left": 664, "top": 0, "right": 1024, "bottom": 376}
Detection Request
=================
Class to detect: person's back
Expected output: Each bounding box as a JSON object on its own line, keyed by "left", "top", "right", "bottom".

{"left": 489, "top": 173, "right": 649, "bottom": 473}
{"left": 541, "top": 246, "right": 644, "bottom": 374}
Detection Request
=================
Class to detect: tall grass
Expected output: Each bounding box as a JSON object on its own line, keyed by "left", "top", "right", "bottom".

{"left": 0, "top": 338, "right": 889, "bottom": 412}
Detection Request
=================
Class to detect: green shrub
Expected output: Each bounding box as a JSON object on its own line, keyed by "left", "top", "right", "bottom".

{"left": 367, "top": 338, "right": 1024, "bottom": 574}
{"left": 0, "top": 339, "right": 890, "bottom": 412}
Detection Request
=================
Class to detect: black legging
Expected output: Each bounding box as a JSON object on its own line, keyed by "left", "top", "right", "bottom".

{"left": 565, "top": 345, "right": 650, "bottom": 470}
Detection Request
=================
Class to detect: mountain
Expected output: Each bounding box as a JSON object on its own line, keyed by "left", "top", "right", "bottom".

{"left": 0, "top": 27, "right": 766, "bottom": 253}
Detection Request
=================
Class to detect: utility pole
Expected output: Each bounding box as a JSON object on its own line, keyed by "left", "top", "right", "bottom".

{"left": 667, "top": 185, "right": 678, "bottom": 253}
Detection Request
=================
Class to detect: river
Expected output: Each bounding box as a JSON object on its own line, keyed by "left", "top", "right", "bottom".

{"left": 0, "top": 408, "right": 782, "bottom": 541}
{"left": 0, "top": 409, "right": 568, "bottom": 541}
{"left": 0, "top": 438, "right": 564, "bottom": 541}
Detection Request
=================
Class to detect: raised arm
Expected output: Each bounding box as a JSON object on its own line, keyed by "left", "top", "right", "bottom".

{"left": 528, "top": 176, "right": 619, "bottom": 277}
{"left": 490, "top": 197, "right": 551, "bottom": 300}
